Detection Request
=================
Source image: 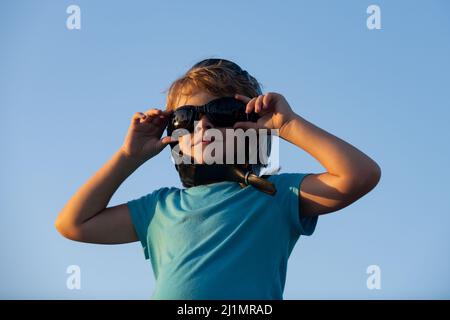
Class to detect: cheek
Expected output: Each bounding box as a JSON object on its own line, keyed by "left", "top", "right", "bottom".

{"left": 222, "top": 130, "right": 232, "bottom": 155}
{"left": 178, "top": 134, "right": 193, "bottom": 154}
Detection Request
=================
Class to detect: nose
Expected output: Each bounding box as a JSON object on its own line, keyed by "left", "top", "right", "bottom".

{"left": 194, "top": 115, "right": 213, "bottom": 133}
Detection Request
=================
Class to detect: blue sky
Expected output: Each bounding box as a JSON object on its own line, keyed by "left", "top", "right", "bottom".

{"left": 1, "top": 0, "right": 449, "bottom": 299}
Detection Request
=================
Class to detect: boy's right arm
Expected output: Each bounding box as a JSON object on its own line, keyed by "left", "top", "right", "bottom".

{"left": 55, "top": 108, "right": 173, "bottom": 244}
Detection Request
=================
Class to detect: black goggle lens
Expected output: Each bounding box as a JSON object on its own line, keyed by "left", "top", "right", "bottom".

{"left": 168, "top": 107, "right": 195, "bottom": 135}
{"left": 166, "top": 97, "right": 258, "bottom": 136}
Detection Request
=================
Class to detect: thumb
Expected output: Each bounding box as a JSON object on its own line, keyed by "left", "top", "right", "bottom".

{"left": 160, "top": 136, "right": 173, "bottom": 145}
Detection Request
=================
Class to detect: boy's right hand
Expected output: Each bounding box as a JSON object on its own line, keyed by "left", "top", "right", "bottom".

{"left": 120, "top": 108, "right": 173, "bottom": 163}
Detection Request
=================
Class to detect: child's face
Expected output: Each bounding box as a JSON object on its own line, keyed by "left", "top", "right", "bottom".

{"left": 174, "top": 91, "right": 233, "bottom": 164}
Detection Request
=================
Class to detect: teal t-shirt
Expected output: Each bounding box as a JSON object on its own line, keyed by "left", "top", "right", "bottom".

{"left": 127, "top": 172, "right": 318, "bottom": 300}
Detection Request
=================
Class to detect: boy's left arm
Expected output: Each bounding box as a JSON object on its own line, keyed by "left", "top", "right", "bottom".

{"left": 234, "top": 92, "right": 381, "bottom": 217}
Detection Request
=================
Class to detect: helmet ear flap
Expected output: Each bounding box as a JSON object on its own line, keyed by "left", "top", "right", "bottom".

{"left": 250, "top": 132, "right": 275, "bottom": 177}
{"left": 169, "top": 140, "right": 186, "bottom": 174}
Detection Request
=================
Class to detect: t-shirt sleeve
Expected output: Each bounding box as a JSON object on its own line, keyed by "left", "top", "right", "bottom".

{"left": 127, "top": 191, "right": 160, "bottom": 260}
{"left": 270, "top": 172, "right": 318, "bottom": 237}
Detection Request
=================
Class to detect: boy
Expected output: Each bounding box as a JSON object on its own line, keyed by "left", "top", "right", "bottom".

{"left": 55, "top": 58, "right": 381, "bottom": 299}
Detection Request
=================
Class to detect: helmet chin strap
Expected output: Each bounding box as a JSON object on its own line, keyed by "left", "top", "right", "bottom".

{"left": 176, "top": 163, "right": 277, "bottom": 196}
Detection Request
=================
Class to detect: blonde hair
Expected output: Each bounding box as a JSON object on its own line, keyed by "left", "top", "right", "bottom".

{"left": 164, "top": 58, "right": 263, "bottom": 110}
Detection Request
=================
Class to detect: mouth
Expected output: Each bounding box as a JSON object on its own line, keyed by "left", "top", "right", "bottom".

{"left": 193, "top": 136, "right": 220, "bottom": 147}
{"left": 193, "top": 140, "right": 212, "bottom": 147}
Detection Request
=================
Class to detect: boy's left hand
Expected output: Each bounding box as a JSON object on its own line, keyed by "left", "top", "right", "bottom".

{"left": 233, "top": 92, "right": 297, "bottom": 136}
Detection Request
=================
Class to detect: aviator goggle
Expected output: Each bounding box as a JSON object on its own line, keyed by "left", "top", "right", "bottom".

{"left": 166, "top": 96, "right": 259, "bottom": 137}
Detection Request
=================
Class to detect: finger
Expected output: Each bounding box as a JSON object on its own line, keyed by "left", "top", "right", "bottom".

{"left": 144, "top": 109, "right": 163, "bottom": 117}
{"left": 143, "top": 108, "right": 173, "bottom": 119}
{"left": 139, "top": 114, "right": 150, "bottom": 124}
{"left": 160, "top": 136, "right": 173, "bottom": 145}
{"left": 132, "top": 112, "right": 146, "bottom": 124}
{"left": 161, "top": 109, "right": 174, "bottom": 115}
{"left": 255, "top": 95, "right": 265, "bottom": 113}
{"left": 234, "top": 93, "right": 252, "bottom": 104}
{"left": 155, "top": 109, "right": 173, "bottom": 117}
{"left": 140, "top": 111, "right": 156, "bottom": 124}
{"left": 262, "top": 93, "right": 275, "bottom": 110}
{"left": 143, "top": 110, "right": 172, "bottom": 125}
{"left": 245, "top": 97, "right": 257, "bottom": 114}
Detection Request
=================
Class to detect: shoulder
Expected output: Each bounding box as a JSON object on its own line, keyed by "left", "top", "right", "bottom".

{"left": 266, "top": 172, "right": 318, "bottom": 236}
{"left": 153, "top": 185, "right": 180, "bottom": 198}
{"left": 128, "top": 185, "right": 180, "bottom": 207}
{"left": 264, "top": 172, "right": 312, "bottom": 202}
{"left": 266, "top": 172, "right": 311, "bottom": 189}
